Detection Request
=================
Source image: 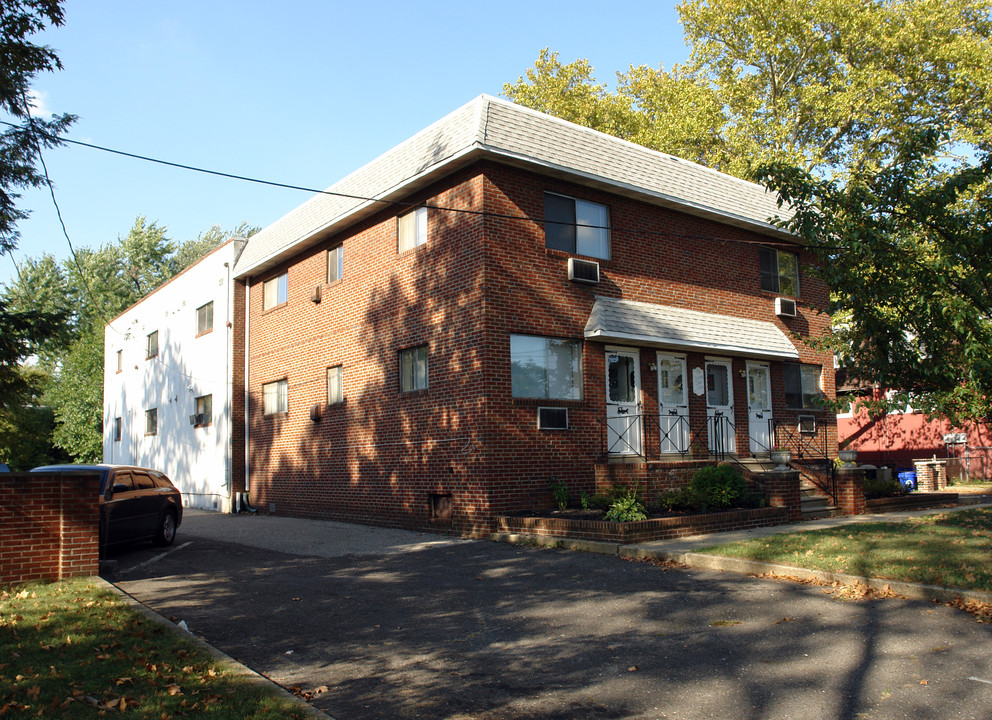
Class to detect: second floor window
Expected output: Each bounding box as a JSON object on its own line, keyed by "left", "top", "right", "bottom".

{"left": 113, "top": 417, "right": 122, "bottom": 442}
{"left": 398, "top": 207, "right": 428, "bottom": 252}
{"left": 263, "top": 379, "right": 288, "bottom": 415}
{"left": 116, "top": 349, "right": 122, "bottom": 373}
{"left": 544, "top": 192, "right": 610, "bottom": 260}
{"left": 760, "top": 247, "right": 799, "bottom": 297}
{"left": 399, "top": 346, "right": 428, "bottom": 392}
{"left": 263, "top": 273, "right": 288, "bottom": 310}
{"left": 146, "top": 331, "right": 158, "bottom": 359}
{"left": 196, "top": 301, "right": 214, "bottom": 335}
{"left": 327, "top": 366, "right": 343, "bottom": 404}
{"left": 327, "top": 245, "right": 343, "bottom": 283}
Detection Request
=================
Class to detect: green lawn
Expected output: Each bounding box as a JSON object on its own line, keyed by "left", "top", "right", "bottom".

{"left": 0, "top": 579, "right": 313, "bottom": 718}
{"left": 700, "top": 507, "right": 992, "bottom": 592}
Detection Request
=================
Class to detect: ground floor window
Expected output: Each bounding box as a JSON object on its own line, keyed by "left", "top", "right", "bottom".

{"left": 510, "top": 335, "right": 582, "bottom": 400}
{"left": 145, "top": 408, "right": 157, "bottom": 436}
{"left": 399, "top": 346, "right": 428, "bottom": 392}
{"left": 784, "top": 363, "right": 823, "bottom": 409}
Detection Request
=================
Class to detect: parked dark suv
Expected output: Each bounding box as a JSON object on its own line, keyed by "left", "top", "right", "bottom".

{"left": 31, "top": 464, "right": 183, "bottom": 547}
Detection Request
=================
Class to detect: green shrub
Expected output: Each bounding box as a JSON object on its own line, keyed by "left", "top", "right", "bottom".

{"left": 863, "top": 477, "right": 908, "bottom": 499}
{"left": 604, "top": 491, "right": 647, "bottom": 522}
{"left": 651, "top": 487, "right": 698, "bottom": 512}
{"left": 550, "top": 479, "right": 570, "bottom": 510}
{"left": 688, "top": 465, "right": 746, "bottom": 510}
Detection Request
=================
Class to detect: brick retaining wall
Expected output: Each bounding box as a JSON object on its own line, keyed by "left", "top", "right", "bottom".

{"left": 0, "top": 472, "right": 100, "bottom": 586}
{"left": 495, "top": 506, "right": 790, "bottom": 544}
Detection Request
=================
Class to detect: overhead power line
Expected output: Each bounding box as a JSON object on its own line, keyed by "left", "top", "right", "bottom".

{"left": 0, "top": 119, "right": 820, "bottom": 250}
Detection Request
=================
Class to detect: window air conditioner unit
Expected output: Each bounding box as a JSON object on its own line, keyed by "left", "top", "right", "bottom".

{"left": 311, "top": 285, "right": 322, "bottom": 304}
{"left": 538, "top": 407, "right": 569, "bottom": 430}
{"left": 798, "top": 415, "right": 816, "bottom": 435}
{"left": 568, "top": 257, "right": 600, "bottom": 284}
{"left": 775, "top": 297, "right": 797, "bottom": 318}
{"left": 189, "top": 413, "right": 205, "bottom": 426}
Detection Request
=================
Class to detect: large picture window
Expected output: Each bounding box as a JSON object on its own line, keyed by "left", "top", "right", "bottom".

{"left": 784, "top": 363, "right": 823, "bottom": 409}
{"left": 263, "top": 379, "right": 288, "bottom": 415}
{"left": 510, "top": 335, "right": 582, "bottom": 400}
{"left": 544, "top": 192, "right": 610, "bottom": 260}
{"left": 263, "top": 273, "right": 288, "bottom": 310}
{"left": 759, "top": 247, "right": 799, "bottom": 297}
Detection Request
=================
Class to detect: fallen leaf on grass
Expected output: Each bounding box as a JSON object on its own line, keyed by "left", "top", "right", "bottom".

{"left": 920, "top": 679, "right": 928, "bottom": 685}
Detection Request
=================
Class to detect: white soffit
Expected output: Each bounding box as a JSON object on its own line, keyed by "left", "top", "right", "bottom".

{"left": 584, "top": 296, "right": 799, "bottom": 360}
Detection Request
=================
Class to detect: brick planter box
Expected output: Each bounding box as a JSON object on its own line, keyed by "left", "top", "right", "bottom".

{"left": 495, "top": 506, "right": 790, "bottom": 544}
{"left": 866, "top": 492, "right": 959, "bottom": 513}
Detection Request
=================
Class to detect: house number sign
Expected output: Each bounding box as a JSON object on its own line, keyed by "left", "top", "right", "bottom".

{"left": 692, "top": 367, "right": 705, "bottom": 396}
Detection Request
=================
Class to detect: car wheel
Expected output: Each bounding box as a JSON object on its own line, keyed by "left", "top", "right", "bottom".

{"left": 154, "top": 510, "right": 177, "bottom": 546}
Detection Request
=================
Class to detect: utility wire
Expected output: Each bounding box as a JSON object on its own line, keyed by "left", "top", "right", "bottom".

{"left": 1, "top": 119, "right": 822, "bottom": 251}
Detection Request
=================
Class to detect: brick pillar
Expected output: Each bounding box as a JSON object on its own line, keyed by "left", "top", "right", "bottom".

{"left": 913, "top": 461, "right": 947, "bottom": 491}
{"left": 762, "top": 469, "right": 801, "bottom": 523}
{"left": 835, "top": 467, "right": 866, "bottom": 515}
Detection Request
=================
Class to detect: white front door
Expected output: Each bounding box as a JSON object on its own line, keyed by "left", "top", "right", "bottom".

{"left": 606, "top": 348, "right": 641, "bottom": 455}
{"left": 746, "top": 362, "right": 773, "bottom": 453}
{"left": 705, "top": 358, "right": 735, "bottom": 455}
{"left": 657, "top": 352, "right": 689, "bottom": 454}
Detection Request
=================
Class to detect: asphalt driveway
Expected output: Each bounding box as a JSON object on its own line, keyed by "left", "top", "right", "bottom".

{"left": 111, "top": 511, "right": 992, "bottom": 720}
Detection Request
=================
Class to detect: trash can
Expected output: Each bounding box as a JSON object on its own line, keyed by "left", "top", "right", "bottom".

{"left": 897, "top": 471, "right": 917, "bottom": 491}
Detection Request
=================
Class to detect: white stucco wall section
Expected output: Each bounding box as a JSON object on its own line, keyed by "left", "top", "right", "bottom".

{"left": 102, "top": 241, "right": 240, "bottom": 512}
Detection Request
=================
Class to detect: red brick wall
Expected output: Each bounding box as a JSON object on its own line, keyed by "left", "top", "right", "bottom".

{"left": 479, "top": 163, "right": 836, "bottom": 515}
{"left": 0, "top": 472, "right": 100, "bottom": 586}
{"left": 240, "top": 160, "right": 836, "bottom": 533}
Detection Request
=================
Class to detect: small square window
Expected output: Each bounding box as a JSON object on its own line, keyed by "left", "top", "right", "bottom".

{"left": 145, "top": 408, "right": 158, "bottom": 436}
{"left": 113, "top": 417, "right": 122, "bottom": 442}
{"left": 327, "top": 366, "right": 343, "bottom": 404}
{"left": 538, "top": 407, "right": 569, "bottom": 430}
{"left": 146, "top": 331, "right": 158, "bottom": 359}
{"left": 327, "top": 245, "right": 344, "bottom": 283}
{"left": 398, "top": 207, "right": 428, "bottom": 252}
{"left": 263, "top": 273, "right": 288, "bottom": 310}
{"left": 544, "top": 192, "right": 610, "bottom": 259}
{"left": 196, "top": 301, "right": 214, "bottom": 335}
{"left": 759, "top": 247, "right": 800, "bottom": 297}
{"left": 399, "top": 345, "right": 428, "bottom": 392}
{"left": 263, "top": 379, "right": 288, "bottom": 415}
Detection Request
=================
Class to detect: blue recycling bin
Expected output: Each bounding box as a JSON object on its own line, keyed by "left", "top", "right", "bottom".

{"left": 897, "top": 471, "right": 917, "bottom": 491}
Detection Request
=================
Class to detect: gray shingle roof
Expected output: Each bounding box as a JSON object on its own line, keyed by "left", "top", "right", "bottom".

{"left": 235, "top": 95, "right": 790, "bottom": 278}
{"left": 584, "top": 296, "right": 799, "bottom": 359}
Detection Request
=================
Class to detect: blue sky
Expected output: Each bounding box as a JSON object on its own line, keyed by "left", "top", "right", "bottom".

{"left": 2, "top": 0, "right": 689, "bottom": 288}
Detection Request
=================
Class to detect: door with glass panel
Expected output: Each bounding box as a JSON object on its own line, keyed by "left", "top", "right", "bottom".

{"left": 656, "top": 352, "right": 688, "bottom": 454}
{"left": 605, "top": 348, "right": 641, "bottom": 456}
{"left": 746, "top": 362, "right": 773, "bottom": 453}
{"left": 705, "top": 358, "right": 735, "bottom": 455}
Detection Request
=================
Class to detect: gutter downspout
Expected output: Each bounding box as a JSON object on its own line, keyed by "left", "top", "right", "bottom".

{"left": 243, "top": 277, "right": 251, "bottom": 503}
{"left": 224, "top": 260, "right": 232, "bottom": 513}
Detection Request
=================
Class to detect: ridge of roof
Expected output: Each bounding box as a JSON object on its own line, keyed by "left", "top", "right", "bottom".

{"left": 234, "top": 95, "right": 791, "bottom": 279}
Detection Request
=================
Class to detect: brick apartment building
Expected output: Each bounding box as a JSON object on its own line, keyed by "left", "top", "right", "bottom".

{"left": 231, "top": 95, "right": 836, "bottom": 534}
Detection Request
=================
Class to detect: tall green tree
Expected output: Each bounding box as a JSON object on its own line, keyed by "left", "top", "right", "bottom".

{"left": 0, "top": 0, "right": 73, "bottom": 411}
{"left": 2, "top": 218, "right": 258, "bottom": 461}
{"left": 504, "top": 1, "right": 992, "bottom": 179}
{"left": 506, "top": 0, "right": 992, "bottom": 420}
{"left": 762, "top": 132, "right": 992, "bottom": 423}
